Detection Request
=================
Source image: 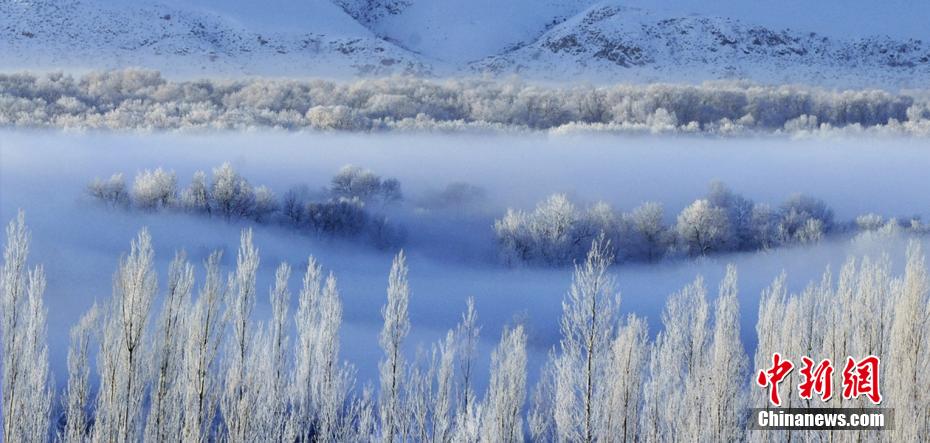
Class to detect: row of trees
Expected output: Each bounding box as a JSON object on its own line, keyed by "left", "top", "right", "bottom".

{"left": 2, "top": 69, "right": 929, "bottom": 133}
{"left": 1, "top": 214, "right": 928, "bottom": 441}
{"left": 88, "top": 163, "right": 405, "bottom": 248}
{"left": 494, "top": 182, "right": 923, "bottom": 266}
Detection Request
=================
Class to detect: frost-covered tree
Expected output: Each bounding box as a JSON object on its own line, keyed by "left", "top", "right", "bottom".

{"left": 88, "top": 173, "right": 129, "bottom": 207}
{"left": 527, "top": 356, "right": 556, "bottom": 442}
{"left": 889, "top": 242, "right": 930, "bottom": 441}
{"left": 306, "top": 198, "right": 369, "bottom": 237}
{"left": 221, "top": 229, "right": 261, "bottom": 441}
{"left": 706, "top": 181, "right": 755, "bottom": 250}
{"left": 281, "top": 185, "right": 311, "bottom": 226}
{"left": 454, "top": 297, "right": 480, "bottom": 427}
{"left": 289, "top": 257, "right": 322, "bottom": 441}
{"left": 145, "top": 252, "right": 194, "bottom": 442}
{"left": 63, "top": 304, "right": 98, "bottom": 443}
{"left": 480, "top": 324, "right": 527, "bottom": 443}
{"left": 749, "top": 203, "right": 779, "bottom": 250}
{"left": 531, "top": 194, "right": 582, "bottom": 264}
{"left": 627, "top": 202, "right": 670, "bottom": 262}
{"left": 131, "top": 168, "right": 178, "bottom": 210}
{"left": 181, "top": 251, "right": 227, "bottom": 443}
{"left": 777, "top": 194, "right": 834, "bottom": 244}
{"left": 180, "top": 170, "right": 211, "bottom": 214}
{"left": 314, "top": 274, "right": 354, "bottom": 440}
{"left": 494, "top": 194, "right": 591, "bottom": 265}
{"left": 330, "top": 165, "right": 402, "bottom": 205}
{"left": 705, "top": 265, "right": 748, "bottom": 441}
{"left": 1, "top": 212, "right": 51, "bottom": 443}
{"left": 600, "top": 314, "right": 648, "bottom": 442}
{"left": 252, "top": 185, "right": 278, "bottom": 222}
{"left": 553, "top": 237, "right": 618, "bottom": 442}
{"left": 277, "top": 261, "right": 352, "bottom": 442}
{"left": 405, "top": 349, "right": 433, "bottom": 442}
{"left": 379, "top": 251, "right": 410, "bottom": 442}
{"left": 642, "top": 276, "right": 709, "bottom": 442}
{"left": 432, "top": 331, "right": 456, "bottom": 443}
{"left": 211, "top": 162, "right": 255, "bottom": 219}
{"left": 856, "top": 213, "right": 885, "bottom": 231}
{"left": 380, "top": 178, "right": 403, "bottom": 206}
{"left": 268, "top": 262, "right": 291, "bottom": 438}
{"left": 93, "top": 228, "right": 158, "bottom": 443}
{"left": 676, "top": 199, "right": 730, "bottom": 256}
{"left": 245, "top": 262, "right": 298, "bottom": 442}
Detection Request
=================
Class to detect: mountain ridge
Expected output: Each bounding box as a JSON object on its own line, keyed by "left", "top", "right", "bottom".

{"left": 1, "top": 0, "right": 928, "bottom": 87}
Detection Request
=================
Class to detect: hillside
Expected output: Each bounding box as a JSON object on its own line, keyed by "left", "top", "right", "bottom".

{"left": 0, "top": 0, "right": 430, "bottom": 77}
{"left": 1, "top": 0, "right": 929, "bottom": 87}
{"left": 470, "top": 5, "right": 930, "bottom": 88}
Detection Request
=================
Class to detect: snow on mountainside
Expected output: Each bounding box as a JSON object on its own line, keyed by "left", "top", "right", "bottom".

{"left": 470, "top": 4, "right": 930, "bottom": 88}
{"left": 1, "top": 0, "right": 929, "bottom": 88}
{"left": 334, "top": 0, "right": 597, "bottom": 63}
{"left": 0, "top": 0, "right": 430, "bottom": 77}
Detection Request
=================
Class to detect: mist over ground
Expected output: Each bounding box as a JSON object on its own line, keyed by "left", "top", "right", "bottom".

{"left": 1, "top": 130, "right": 928, "bottom": 392}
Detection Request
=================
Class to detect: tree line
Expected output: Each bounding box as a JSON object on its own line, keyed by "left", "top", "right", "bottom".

{"left": 90, "top": 165, "right": 928, "bottom": 266}
{"left": 2, "top": 212, "right": 928, "bottom": 442}
{"left": 88, "top": 163, "right": 405, "bottom": 249}
{"left": 494, "top": 182, "right": 927, "bottom": 266}
{"left": 2, "top": 69, "right": 929, "bottom": 134}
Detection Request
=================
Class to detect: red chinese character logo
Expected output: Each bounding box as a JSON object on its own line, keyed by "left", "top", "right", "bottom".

{"left": 842, "top": 356, "right": 882, "bottom": 404}
{"left": 757, "top": 352, "right": 794, "bottom": 406}
{"left": 798, "top": 357, "right": 833, "bottom": 401}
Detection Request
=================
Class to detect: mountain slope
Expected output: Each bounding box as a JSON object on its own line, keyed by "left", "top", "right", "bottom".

{"left": 334, "top": 0, "right": 597, "bottom": 63}
{"left": 469, "top": 4, "right": 930, "bottom": 88}
{"left": 1, "top": 0, "right": 929, "bottom": 88}
{"left": 0, "top": 0, "right": 430, "bottom": 77}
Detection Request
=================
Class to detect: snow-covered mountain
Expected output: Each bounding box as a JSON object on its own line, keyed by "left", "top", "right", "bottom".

{"left": 2, "top": 0, "right": 929, "bottom": 87}
{"left": 0, "top": 0, "right": 431, "bottom": 77}
{"left": 471, "top": 5, "right": 930, "bottom": 88}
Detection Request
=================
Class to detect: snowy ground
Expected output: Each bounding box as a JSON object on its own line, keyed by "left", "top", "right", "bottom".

{"left": 1, "top": 130, "right": 928, "bottom": 391}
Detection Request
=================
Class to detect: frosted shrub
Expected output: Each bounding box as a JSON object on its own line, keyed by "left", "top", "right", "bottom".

{"left": 87, "top": 173, "right": 129, "bottom": 206}
{"left": 329, "top": 165, "right": 402, "bottom": 205}
{"left": 749, "top": 203, "right": 780, "bottom": 249}
{"left": 776, "top": 194, "right": 834, "bottom": 244}
{"left": 210, "top": 163, "right": 255, "bottom": 219}
{"left": 493, "top": 194, "right": 580, "bottom": 265}
{"left": 131, "top": 168, "right": 177, "bottom": 210}
{"left": 676, "top": 199, "right": 730, "bottom": 256}
{"left": 625, "top": 202, "right": 671, "bottom": 261}
{"left": 706, "top": 181, "right": 756, "bottom": 250}
{"left": 494, "top": 195, "right": 624, "bottom": 266}
{"left": 306, "top": 198, "right": 369, "bottom": 237}
{"left": 180, "top": 171, "right": 210, "bottom": 213}
{"left": 856, "top": 213, "right": 885, "bottom": 231}
{"left": 306, "top": 105, "right": 370, "bottom": 130}
{"left": 252, "top": 186, "right": 278, "bottom": 222}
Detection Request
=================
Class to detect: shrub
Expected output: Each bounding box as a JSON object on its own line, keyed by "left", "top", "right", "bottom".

{"left": 210, "top": 163, "right": 255, "bottom": 219}
{"left": 88, "top": 173, "right": 129, "bottom": 207}
{"left": 329, "top": 165, "right": 402, "bottom": 205}
{"left": 131, "top": 168, "right": 177, "bottom": 210}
